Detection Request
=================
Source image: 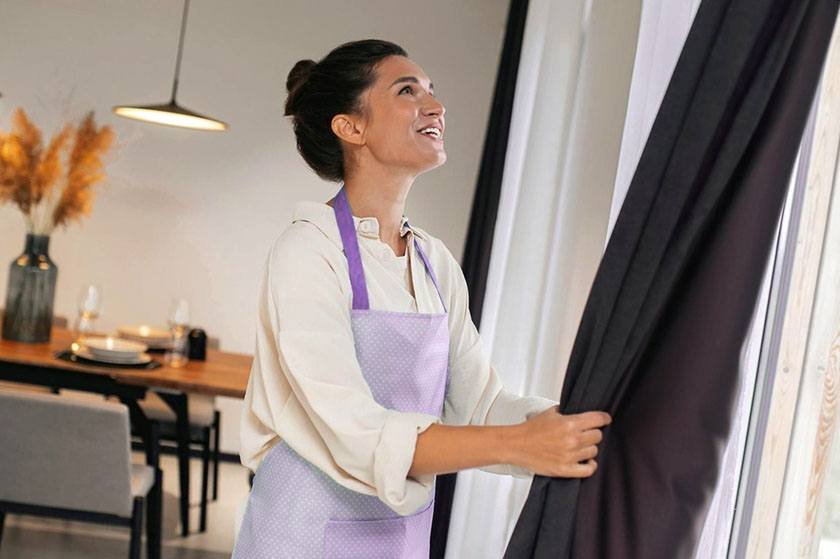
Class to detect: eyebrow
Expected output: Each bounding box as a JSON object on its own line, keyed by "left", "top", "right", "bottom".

{"left": 390, "top": 76, "right": 434, "bottom": 91}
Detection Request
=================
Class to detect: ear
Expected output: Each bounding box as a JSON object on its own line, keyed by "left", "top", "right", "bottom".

{"left": 331, "top": 113, "right": 366, "bottom": 147}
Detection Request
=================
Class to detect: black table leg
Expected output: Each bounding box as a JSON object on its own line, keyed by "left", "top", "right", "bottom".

{"left": 158, "top": 392, "right": 190, "bottom": 537}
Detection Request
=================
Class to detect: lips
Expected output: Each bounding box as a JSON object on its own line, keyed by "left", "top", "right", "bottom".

{"left": 418, "top": 132, "right": 443, "bottom": 143}
{"left": 417, "top": 121, "right": 444, "bottom": 140}
{"left": 417, "top": 127, "right": 443, "bottom": 142}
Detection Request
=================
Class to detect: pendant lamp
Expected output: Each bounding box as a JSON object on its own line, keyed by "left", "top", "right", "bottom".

{"left": 113, "top": 0, "right": 227, "bottom": 131}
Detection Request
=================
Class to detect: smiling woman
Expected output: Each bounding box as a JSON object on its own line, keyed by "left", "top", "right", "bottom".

{"left": 231, "top": 39, "right": 609, "bottom": 559}
{"left": 282, "top": 40, "right": 446, "bottom": 186}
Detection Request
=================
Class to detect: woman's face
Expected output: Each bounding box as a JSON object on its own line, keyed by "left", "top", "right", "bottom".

{"left": 343, "top": 55, "right": 447, "bottom": 176}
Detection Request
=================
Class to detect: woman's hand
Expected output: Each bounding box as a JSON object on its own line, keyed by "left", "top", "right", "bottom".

{"left": 408, "top": 406, "right": 611, "bottom": 479}
{"left": 507, "top": 406, "right": 611, "bottom": 478}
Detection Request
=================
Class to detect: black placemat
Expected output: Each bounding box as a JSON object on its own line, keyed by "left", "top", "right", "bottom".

{"left": 55, "top": 350, "right": 163, "bottom": 370}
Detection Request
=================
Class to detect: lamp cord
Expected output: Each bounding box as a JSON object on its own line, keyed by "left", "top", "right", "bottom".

{"left": 170, "top": 0, "right": 191, "bottom": 102}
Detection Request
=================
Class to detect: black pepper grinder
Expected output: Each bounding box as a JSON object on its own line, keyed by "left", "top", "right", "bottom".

{"left": 188, "top": 328, "right": 207, "bottom": 360}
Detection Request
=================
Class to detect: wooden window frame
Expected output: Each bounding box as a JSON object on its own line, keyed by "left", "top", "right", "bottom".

{"left": 729, "top": 16, "right": 840, "bottom": 559}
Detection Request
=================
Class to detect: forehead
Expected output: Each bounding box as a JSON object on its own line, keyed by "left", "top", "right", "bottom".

{"left": 373, "top": 55, "right": 432, "bottom": 88}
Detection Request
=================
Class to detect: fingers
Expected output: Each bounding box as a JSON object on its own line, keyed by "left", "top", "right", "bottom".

{"left": 569, "top": 411, "right": 612, "bottom": 431}
{"left": 578, "top": 428, "right": 603, "bottom": 447}
{"left": 563, "top": 459, "right": 598, "bottom": 478}
{"left": 528, "top": 408, "right": 610, "bottom": 479}
{"left": 572, "top": 445, "right": 599, "bottom": 462}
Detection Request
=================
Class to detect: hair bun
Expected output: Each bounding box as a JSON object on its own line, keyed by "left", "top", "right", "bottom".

{"left": 286, "top": 59, "right": 316, "bottom": 93}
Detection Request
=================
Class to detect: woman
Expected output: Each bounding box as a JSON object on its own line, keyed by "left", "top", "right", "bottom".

{"left": 233, "top": 39, "right": 611, "bottom": 559}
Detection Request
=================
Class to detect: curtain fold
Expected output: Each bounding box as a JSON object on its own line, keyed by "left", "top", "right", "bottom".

{"left": 458, "top": 0, "right": 530, "bottom": 327}
{"left": 504, "top": 0, "right": 840, "bottom": 557}
{"left": 429, "top": 1, "right": 530, "bottom": 557}
{"left": 444, "top": 2, "right": 644, "bottom": 556}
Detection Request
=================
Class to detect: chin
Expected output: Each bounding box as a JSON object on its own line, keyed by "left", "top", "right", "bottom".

{"left": 426, "top": 150, "right": 448, "bottom": 169}
{"left": 416, "top": 155, "right": 446, "bottom": 176}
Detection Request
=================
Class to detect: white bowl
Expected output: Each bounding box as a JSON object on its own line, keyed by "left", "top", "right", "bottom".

{"left": 79, "top": 336, "right": 148, "bottom": 358}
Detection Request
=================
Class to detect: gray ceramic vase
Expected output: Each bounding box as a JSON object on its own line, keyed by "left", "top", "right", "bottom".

{"left": 2, "top": 233, "right": 58, "bottom": 343}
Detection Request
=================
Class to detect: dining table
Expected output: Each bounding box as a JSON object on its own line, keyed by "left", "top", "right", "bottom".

{"left": 0, "top": 326, "right": 252, "bottom": 559}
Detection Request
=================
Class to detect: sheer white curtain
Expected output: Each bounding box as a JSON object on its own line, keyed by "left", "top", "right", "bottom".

{"left": 444, "top": 1, "right": 643, "bottom": 556}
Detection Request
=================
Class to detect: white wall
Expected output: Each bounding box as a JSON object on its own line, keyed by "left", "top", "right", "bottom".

{"left": 0, "top": 0, "right": 509, "bottom": 453}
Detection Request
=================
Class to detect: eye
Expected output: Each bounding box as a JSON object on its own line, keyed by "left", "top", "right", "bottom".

{"left": 399, "top": 85, "right": 413, "bottom": 95}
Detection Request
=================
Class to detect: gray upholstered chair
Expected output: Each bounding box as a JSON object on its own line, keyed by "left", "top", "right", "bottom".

{"left": 0, "top": 389, "right": 155, "bottom": 559}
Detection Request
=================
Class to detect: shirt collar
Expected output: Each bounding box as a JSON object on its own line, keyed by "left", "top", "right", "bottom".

{"left": 291, "top": 200, "right": 425, "bottom": 243}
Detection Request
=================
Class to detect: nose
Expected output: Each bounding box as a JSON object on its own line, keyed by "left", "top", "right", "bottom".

{"left": 422, "top": 94, "right": 445, "bottom": 118}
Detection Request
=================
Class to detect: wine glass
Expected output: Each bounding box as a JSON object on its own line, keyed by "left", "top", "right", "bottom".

{"left": 73, "top": 284, "right": 102, "bottom": 340}
{"left": 165, "top": 298, "right": 190, "bottom": 367}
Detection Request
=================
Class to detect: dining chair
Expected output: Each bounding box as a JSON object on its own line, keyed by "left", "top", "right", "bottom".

{"left": 0, "top": 389, "right": 156, "bottom": 559}
{"left": 135, "top": 335, "right": 222, "bottom": 535}
{"left": 138, "top": 393, "right": 219, "bottom": 534}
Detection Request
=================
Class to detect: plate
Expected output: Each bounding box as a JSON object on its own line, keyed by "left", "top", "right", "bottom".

{"left": 117, "top": 324, "right": 170, "bottom": 341}
{"left": 71, "top": 343, "right": 152, "bottom": 365}
{"left": 117, "top": 335, "right": 172, "bottom": 350}
{"left": 116, "top": 325, "right": 172, "bottom": 348}
{"left": 79, "top": 336, "right": 148, "bottom": 358}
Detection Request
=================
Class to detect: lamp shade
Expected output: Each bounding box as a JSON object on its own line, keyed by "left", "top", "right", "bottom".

{"left": 112, "top": 100, "right": 227, "bottom": 131}
{"left": 112, "top": 0, "right": 227, "bottom": 132}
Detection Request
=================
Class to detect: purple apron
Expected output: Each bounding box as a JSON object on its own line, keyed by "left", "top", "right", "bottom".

{"left": 233, "top": 186, "right": 450, "bottom": 558}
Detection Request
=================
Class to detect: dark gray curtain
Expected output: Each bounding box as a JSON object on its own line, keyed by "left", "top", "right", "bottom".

{"left": 430, "top": 1, "right": 531, "bottom": 557}
{"left": 504, "top": 0, "right": 839, "bottom": 557}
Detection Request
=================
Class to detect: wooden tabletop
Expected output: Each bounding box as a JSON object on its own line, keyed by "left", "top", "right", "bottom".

{"left": 0, "top": 327, "right": 252, "bottom": 399}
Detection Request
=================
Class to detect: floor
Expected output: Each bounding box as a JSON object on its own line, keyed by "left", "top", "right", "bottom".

{"left": 0, "top": 451, "right": 252, "bottom": 558}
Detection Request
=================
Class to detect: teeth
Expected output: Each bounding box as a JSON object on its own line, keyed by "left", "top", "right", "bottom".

{"left": 419, "top": 127, "right": 441, "bottom": 138}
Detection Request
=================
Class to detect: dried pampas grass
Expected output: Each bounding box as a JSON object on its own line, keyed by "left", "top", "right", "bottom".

{"left": 0, "top": 108, "right": 114, "bottom": 235}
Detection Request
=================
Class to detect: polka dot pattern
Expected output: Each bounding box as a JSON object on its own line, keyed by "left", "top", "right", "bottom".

{"left": 232, "top": 308, "right": 450, "bottom": 559}
{"left": 350, "top": 310, "right": 450, "bottom": 416}
{"left": 233, "top": 187, "right": 450, "bottom": 558}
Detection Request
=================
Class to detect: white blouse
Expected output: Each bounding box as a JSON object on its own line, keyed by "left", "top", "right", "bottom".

{"left": 239, "top": 199, "right": 557, "bottom": 515}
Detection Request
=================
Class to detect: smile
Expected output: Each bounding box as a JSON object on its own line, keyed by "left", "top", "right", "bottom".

{"left": 418, "top": 127, "right": 443, "bottom": 141}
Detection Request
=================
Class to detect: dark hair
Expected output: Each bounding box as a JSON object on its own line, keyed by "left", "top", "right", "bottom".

{"left": 284, "top": 39, "right": 408, "bottom": 182}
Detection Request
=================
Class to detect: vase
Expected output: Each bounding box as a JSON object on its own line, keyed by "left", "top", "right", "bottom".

{"left": 2, "top": 233, "right": 58, "bottom": 343}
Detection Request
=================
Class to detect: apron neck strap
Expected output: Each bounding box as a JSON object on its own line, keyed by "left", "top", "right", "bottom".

{"left": 334, "top": 187, "right": 370, "bottom": 310}
{"left": 333, "top": 186, "right": 447, "bottom": 313}
{"left": 406, "top": 221, "right": 447, "bottom": 313}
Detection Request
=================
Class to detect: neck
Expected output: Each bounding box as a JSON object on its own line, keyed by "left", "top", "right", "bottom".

{"left": 339, "top": 165, "right": 415, "bottom": 250}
